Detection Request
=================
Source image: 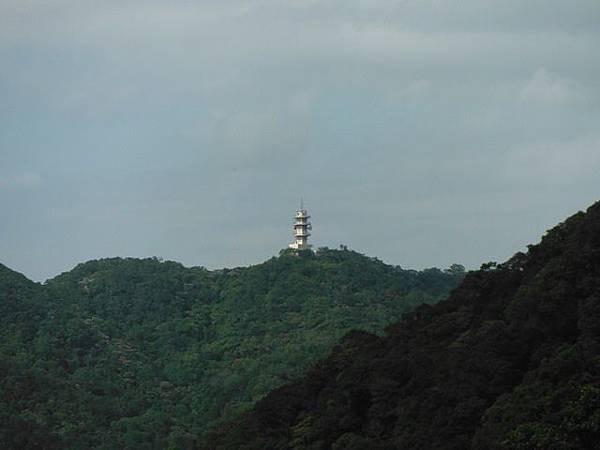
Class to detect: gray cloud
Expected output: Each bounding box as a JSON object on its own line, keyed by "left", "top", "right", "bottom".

{"left": 520, "top": 67, "right": 584, "bottom": 104}
{"left": 0, "top": 0, "right": 599, "bottom": 281}
{"left": 0, "top": 173, "right": 43, "bottom": 189}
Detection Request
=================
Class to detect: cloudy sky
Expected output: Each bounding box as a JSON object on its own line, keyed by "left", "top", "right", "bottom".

{"left": 1, "top": 0, "right": 599, "bottom": 281}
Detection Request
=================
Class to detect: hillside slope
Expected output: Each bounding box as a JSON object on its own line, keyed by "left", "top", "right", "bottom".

{"left": 0, "top": 249, "right": 463, "bottom": 449}
{"left": 203, "top": 202, "right": 600, "bottom": 450}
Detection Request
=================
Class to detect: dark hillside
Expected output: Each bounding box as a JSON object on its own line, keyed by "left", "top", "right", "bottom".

{"left": 0, "top": 263, "right": 45, "bottom": 332}
{"left": 203, "top": 202, "right": 600, "bottom": 450}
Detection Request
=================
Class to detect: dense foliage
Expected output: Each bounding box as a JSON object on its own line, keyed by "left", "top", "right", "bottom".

{"left": 203, "top": 202, "right": 600, "bottom": 450}
{"left": 0, "top": 248, "right": 463, "bottom": 449}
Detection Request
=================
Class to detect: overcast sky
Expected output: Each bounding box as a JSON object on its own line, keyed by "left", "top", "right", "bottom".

{"left": 1, "top": 0, "right": 599, "bottom": 281}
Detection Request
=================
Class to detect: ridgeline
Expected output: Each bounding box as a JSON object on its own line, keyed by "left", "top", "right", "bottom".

{"left": 203, "top": 203, "right": 600, "bottom": 450}
{"left": 0, "top": 247, "right": 464, "bottom": 449}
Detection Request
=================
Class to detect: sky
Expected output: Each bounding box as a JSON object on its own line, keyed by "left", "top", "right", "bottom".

{"left": 1, "top": 0, "right": 599, "bottom": 281}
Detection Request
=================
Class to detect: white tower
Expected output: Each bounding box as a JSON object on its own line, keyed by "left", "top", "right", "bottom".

{"left": 289, "top": 200, "right": 312, "bottom": 251}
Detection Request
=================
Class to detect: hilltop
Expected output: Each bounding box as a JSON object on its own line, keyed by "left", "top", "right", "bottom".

{"left": 0, "top": 248, "right": 463, "bottom": 449}
{"left": 203, "top": 202, "right": 600, "bottom": 450}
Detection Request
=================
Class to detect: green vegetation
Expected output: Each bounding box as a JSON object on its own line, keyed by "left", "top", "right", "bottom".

{"left": 0, "top": 248, "right": 464, "bottom": 449}
{"left": 203, "top": 201, "right": 600, "bottom": 450}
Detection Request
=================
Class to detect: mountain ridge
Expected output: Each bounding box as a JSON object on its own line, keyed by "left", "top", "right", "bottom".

{"left": 202, "top": 201, "right": 600, "bottom": 450}
{"left": 0, "top": 248, "right": 464, "bottom": 449}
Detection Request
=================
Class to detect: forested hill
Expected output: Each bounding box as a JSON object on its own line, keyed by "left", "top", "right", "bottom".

{"left": 203, "top": 201, "right": 600, "bottom": 450}
{"left": 0, "top": 248, "right": 464, "bottom": 449}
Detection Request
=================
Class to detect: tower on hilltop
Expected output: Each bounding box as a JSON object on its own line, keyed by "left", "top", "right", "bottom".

{"left": 289, "top": 200, "right": 312, "bottom": 251}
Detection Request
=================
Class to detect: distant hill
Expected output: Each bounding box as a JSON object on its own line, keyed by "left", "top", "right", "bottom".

{"left": 202, "top": 202, "right": 600, "bottom": 450}
{"left": 0, "top": 248, "right": 463, "bottom": 449}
